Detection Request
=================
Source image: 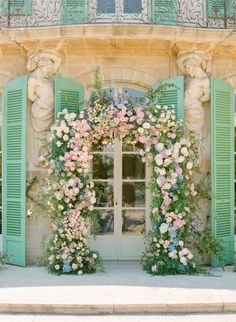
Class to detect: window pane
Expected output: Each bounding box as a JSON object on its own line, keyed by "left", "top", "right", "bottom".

{"left": 124, "top": 0, "right": 142, "bottom": 13}
{"left": 122, "top": 182, "right": 145, "bottom": 207}
{"left": 93, "top": 154, "right": 114, "bottom": 179}
{"left": 97, "top": 210, "right": 114, "bottom": 235}
{"left": 97, "top": 0, "right": 116, "bottom": 14}
{"left": 94, "top": 182, "right": 114, "bottom": 207}
{"left": 122, "top": 210, "right": 145, "bottom": 235}
{"left": 123, "top": 154, "right": 145, "bottom": 179}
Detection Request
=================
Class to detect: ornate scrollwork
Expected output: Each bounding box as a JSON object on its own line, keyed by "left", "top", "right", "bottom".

{"left": 0, "top": 0, "right": 235, "bottom": 29}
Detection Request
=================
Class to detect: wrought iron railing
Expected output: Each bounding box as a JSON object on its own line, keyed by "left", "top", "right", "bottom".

{"left": 0, "top": 0, "right": 235, "bottom": 29}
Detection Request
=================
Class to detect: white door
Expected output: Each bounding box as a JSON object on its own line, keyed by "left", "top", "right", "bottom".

{"left": 89, "top": 87, "right": 150, "bottom": 259}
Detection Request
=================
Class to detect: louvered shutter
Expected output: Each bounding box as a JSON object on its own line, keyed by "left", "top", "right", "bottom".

{"left": 211, "top": 77, "right": 234, "bottom": 267}
{"left": 153, "top": 76, "right": 184, "bottom": 121}
{"left": 208, "top": 0, "right": 234, "bottom": 18}
{"left": 54, "top": 76, "right": 84, "bottom": 120}
{"left": 2, "top": 0, "right": 32, "bottom": 15}
{"left": 3, "top": 76, "right": 27, "bottom": 266}
{"left": 61, "top": 0, "right": 88, "bottom": 24}
{"left": 151, "top": 0, "right": 177, "bottom": 25}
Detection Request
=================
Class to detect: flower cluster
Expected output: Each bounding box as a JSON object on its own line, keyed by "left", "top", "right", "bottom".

{"left": 40, "top": 84, "right": 218, "bottom": 276}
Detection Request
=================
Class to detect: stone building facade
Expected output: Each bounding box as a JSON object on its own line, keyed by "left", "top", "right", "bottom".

{"left": 0, "top": 0, "right": 235, "bottom": 265}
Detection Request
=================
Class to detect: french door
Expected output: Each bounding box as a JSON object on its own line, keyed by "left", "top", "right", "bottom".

{"left": 89, "top": 140, "right": 150, "bottom": 260}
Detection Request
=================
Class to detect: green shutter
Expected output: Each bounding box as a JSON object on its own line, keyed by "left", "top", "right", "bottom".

{"left": 2, "top": 0, "right": 32, "bottom": 15}
{"left": 54, "top": 76, "right": 84, "bottom": 120}
{"left": 211, "top": 77, "right": 234, "bottom": 267}
{"left": 3, "top": 76, "right": 27, "bottom": 267}
{"left": 151, "top": 0, "right": 177, "bottom": 25}
{"left": 61, "top": 0, "right": 88, "bottom": 24}
{"left": 153, "top": 76, "right": 184, "bottom": 121}
{"left": 208, "top": 0, "right": 234, "bottom": 18}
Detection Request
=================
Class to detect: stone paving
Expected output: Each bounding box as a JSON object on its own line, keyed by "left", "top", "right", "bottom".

{"left": 0, "top": 262, "right": 235, "bottom": 314}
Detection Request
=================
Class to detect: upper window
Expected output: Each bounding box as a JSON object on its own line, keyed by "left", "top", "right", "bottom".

{"left": 2, "top": 0, "right": 32, "bottom": 16}
{"left": 96, "top": 0, "right": 144, "bottom": 15}
{"left": 207, "top": 0, "right": 235, "bottom": 19}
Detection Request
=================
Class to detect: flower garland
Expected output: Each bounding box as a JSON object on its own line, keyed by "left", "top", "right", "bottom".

{"left": 39, "top": 84, "right": 222, "bottom": 275}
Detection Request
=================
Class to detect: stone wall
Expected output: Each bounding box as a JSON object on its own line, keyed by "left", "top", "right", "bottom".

{"left": 0, "top": 25, "right": 235, "bottom": 263}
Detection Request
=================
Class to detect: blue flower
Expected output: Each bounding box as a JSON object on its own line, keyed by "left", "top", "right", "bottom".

{"left": 173, "top": 237, "right": 179, "bottom": 246}
{"left": 168, "top": 228, "right": 176, "bottom": 238}
{"left": 168, "top": 244, "right": 175, "bottom": 252}
{"left": 63, "top": 260, "right": 72, "bottom": 273}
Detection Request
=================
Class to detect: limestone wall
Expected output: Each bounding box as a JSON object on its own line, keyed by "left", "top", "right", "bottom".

{"left": 0, "top": 26, "right": 235, "bottom": 263}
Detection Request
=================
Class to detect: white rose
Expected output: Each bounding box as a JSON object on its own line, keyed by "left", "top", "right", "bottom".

{"left": 160, "top": 168, "right": 166, "bottom": 175}
{"left": 63, "top": 134, "right": 69, "bottom": 141}
{"left": 138, "top": 127, "right": 144, "bottom": 134}
{"left": 180, "top": 257, "right": 187, "bottom": 266}
{"left": 180, "top": 147, "right": 189, "bottom": 156}
{"left": 159, "top": 223, "right": 169, "bottom": 234}
{"left": 56, "top": 141, "right": 62, "bottom": 147}
{"left": 55, "top": 264, "right": 60, "bottom": 270}
{"left": 182, "top": 248, "right": 189, "bottom": 256}
{"left": 143, "top": 122, "right": 150, "bottom": 129}
{"left": 154, "top": 155, "right": 163, "bottom": 166}
{"left": 178, "top": 156, "right": 184, "bottom": 163}
{"left": 186, "top": 162, "right": 193, "bottom": 170}
{"left": 155, "top": 143, "right": 164, "bottom": 152}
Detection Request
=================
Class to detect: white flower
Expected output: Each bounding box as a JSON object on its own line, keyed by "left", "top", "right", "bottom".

{"left": 78, "top": 270, "right": 83, "bottom": 275}
{"left": 55, "top": 264, "right": 60, "bottom": 270}
{"left": 182, "top": 248, "right": 189, "bottom": 256}
{"left": 186, "top": 162, "right": 193, "bottom": 170}
{"left": 160, "top": 169, "right": 166, "bottom": 175}
{"left": 93, "top": 253, "right": 98, "bottom": 259}
{"left": 178, "top": 156, "right": 184, "bottom": 163}
{"left": 180, "top": 256, "right": 187, "bottom": 266}
{"left": 63, "top": 134, "right": 69, "bottom": 141}
{"left": 188, "top": 253, "right": 193, "bottom": 260}
{"left": 143, "top": 122, "right": 150, "bottom": 129}
{"left": 56, "top": 141, "right": 62, "bottom": 147}
{"left": 159, "top": 223, "right": 169, "bottom": 234}
{"left": 138, "top": 127, "right": 144, "bottom": 134}
{"left": 72, "top": 263, "right": 78, "bottom": 270}
{"left": 180, "top": 147, "right": 189, "bottom": 156}
{"left": 155, "top": 143, "right": 164, "bottom": 152}
{"left": 154, "top": 155, "right": 163, "bottom": 166}
{"left": 151, "top": 264, "right": 157, "bottom": 272}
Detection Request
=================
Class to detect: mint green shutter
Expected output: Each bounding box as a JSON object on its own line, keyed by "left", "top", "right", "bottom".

{"left": 2, "top": 0, "right": 32, "bottom": 15}
{"left": 61, "top": 0, "right": 88, "bottom": 24}
{"left": 54, "top": 76, "right": 84, "bottom": 120}
{"left": 151, "top": 0, "right": 177, "bottom": 25}
{"left": 208, "top": 0, "right": 234, "bottom": 18}
{"left": 3, "top": 76, "right": 27, "bottom": 266}
{"left": 211, "top": 77, "right": 234, "bottom": 267}
{"left": 154, "top": 76, "right": 184, "bottom": 121}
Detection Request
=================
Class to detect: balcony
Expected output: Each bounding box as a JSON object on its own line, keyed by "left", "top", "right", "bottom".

{"left": 0, "top": 0, "right": 236, "bottom": 29}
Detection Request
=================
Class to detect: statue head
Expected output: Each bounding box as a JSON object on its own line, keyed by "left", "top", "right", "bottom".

{"left": 27, "top": 50, "right": 61, "bottom": 78}
{"left": 177, "top": 51, "right": 211, "bottom": 77}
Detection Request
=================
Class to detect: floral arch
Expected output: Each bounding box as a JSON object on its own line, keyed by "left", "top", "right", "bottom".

{"left": 40, "top": 83, "right": 223, "bottom": 275}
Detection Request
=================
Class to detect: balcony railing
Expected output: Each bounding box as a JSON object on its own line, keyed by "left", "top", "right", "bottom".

{"left": 0, "top": 0, "right": 235, "bottom": 29}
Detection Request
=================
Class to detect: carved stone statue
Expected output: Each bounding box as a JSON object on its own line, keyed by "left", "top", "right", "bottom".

{"left": 177, "top": 51, "right": 211, "bottom": 157}
{"left": 27, "top": 50, "right": 61, "bottom": 166}
{"left": 27, "top": 50, "right": 61, "bottom": 132}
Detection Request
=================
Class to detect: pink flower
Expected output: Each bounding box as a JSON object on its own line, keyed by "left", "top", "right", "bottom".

{"left": 176, "top": 166, "right": 183, "bottom": 175}
{"left": 162, "top": 194, "right": 171, "bottom": 208}
{"left": 174, "top": 218, "right": 185, "bottom": 229}
{"left": 135, "top": 107, "right": 144, "bottom": 120}
{"left": 138, "top": 136, "right": 147, "bottom": 144}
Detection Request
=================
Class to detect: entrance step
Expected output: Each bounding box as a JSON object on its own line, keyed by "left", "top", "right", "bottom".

{"left": 0, "top": 262, "right": 235, "bottom": 315}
